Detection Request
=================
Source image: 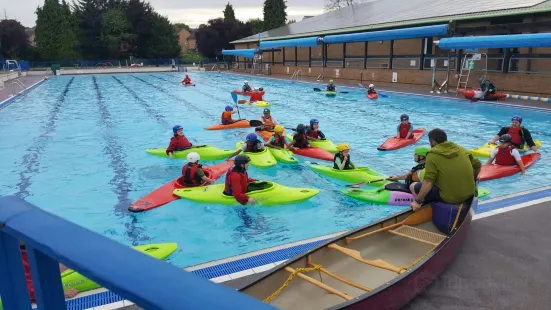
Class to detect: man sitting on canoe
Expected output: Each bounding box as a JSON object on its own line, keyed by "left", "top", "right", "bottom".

{"left": 479, "top": 77, "right": 496, "bottom": 100}
{"left": 227, "top": 133, "right": 265, "bottom": 160}
{"left": 488, "top": 116, "right": 539, "bottom": 153}
{"left": 292, "top": 124, "right": 311, "bottom": 149}
{"left": 223, "top": 154, "right": 257, "bottom": 205}
{"left": 325, "top": 80, "right": 337, "bottom": 92}
{"left": 388, "top": 146, "right": 429, "bottom": 186}
{"left": 396, "top": 114, "right": 414, "bottom": 139}
{"left": 334, "top": 143, "right": 357, "bottom": 170}
{"left": 166, "top": 125, "right": 193, "bottom": 159}
{"left": 181, "top": 152, "right": 215, "bottom": 186}
{"left": 182, "top": 74, "right": 192, "bottom": 85}
{"left": 261, "top": 108, "right": 279, "bottom": 131}
{"left": 221, "top": 105, "right": 238, "bottom": 125}
{"left": 265, "top": 125, "right": 296, "bottom": 150}
{"left": 410, "top": 128, "right": 481, "bottom": 211}
{"left": 242, "top": 80, "right": 252, "bottom": 92}
{"left": 485, "top": 134, "right": 526, "bottom": 175}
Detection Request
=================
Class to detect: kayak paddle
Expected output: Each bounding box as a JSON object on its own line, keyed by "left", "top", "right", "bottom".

{"left": 313, "top": 88, "right": 322, "bottom": 92}
{"left": 346, "top": 178, "right": 395, "bottom": 188}
{"left": 231, "top": 91, "right": 243, "bottom": 120}
{"left": 238, "top": 99, "right": 248, "bottom": 104}
{"left": 249, "top": 120, "right": 263, "bottom": 127}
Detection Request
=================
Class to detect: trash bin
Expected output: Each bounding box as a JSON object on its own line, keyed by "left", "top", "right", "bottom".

{"left": 51, "top": 64, "right": 61, "bottom": 75}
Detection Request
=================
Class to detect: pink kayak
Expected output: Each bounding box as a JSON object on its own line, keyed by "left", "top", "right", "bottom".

{"left": 377, "top": 128, "right": 426, "bottom": 151}
{"left": 479, "top": 153, "right": 540, "bottom": 181}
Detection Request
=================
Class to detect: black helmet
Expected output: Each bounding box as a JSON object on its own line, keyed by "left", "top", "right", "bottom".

{"left": 263, "top": 108, "right": 270, "bottom": 114}
{"left": 235, "top": 154, "right": 251, "bottom": 165}
{"left": 400, "top": 114, "right": 409, "bottom": 121}
{"left": 259, "top": 87, "right": 264, "bottom": 91}
{"left": 296, "top": 124, "right": 306, "bottom": 133}
{"left": 499, "top": 134, "right": 512, "bottom": 143}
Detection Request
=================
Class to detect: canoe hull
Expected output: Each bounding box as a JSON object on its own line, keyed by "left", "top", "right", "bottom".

{"left": 377, "top": 128, "right": 426, "bottom": 151}
{"left": 146, "top": 146, "right": 234, "bottom": 161}
{"left": 205, "top": 120, "right": 251, "bottom": 130}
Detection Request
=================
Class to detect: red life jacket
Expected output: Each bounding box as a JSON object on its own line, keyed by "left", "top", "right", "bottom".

{"left": 293, "top": 133, "right": 308, "bottom": 148}
{"left": 507, "top": 127, "right": 524, "bottom": 147}
{"left": 171, "top": 135, "right": 192, "bottom": 150}
{"left": 250, "top": 92, "right": 263, "bottom": 101}
{"left": 495, "top": 146, "right": 517, "bottom": 166}
{"left": 224, "top": 168, "right": 248, "bottom": 195}
{"left": 399, "top": 122, "right": 411, "bottom": 138}
{"left": 183, "top": 77, "right": 191, "bottom": 83}
{"left": 182, "top": 163, "right": 202, "bottom": 185}
{"left": 307, "top": 127, "right": 319, "bottom": 139}
{"left": 221, "top": 111, "right": 233, "bottom": 124}
{"left": 272, "top": 133, "right": 285, "bottom": 147}
{"left": 245, "top": 141, "right": 259, "bottom": 152}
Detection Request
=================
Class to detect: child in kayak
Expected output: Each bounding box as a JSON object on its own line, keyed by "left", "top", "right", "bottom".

{"left": 292, "top": 124, "right": 311, "bottom": 148}
{"left": 485, "top": 134, "right": 526, "bottom": 175}
{"left": 306, "top": 119, "right": 326, "bottom": 140}
{"left": 265, "top": 125, "right": 296, "bottom": 150}
{"left": 326, "top": 80, "right": 337, "bottom": 92}
{"left": 388, "top": 146, "right": 429, "bottom": 187}
{"left": 334, "top": 143, "right": 357, "bottom": 170}
{"left": 261, "top": 108, "right": 279, "bottom": 131}
{"left": 366, "top": 84, "right": 377, "bottom": 95}
{"left": 166, "top": 125, "right": 193, "bottom": 159}
{"left": 182, "top": 74, "right": 192, "bottom": 85}
{"left": 223, "top": 154, "right": 258, "bottom": 205}
{"left": 221, "top": 105, "right": 238, "bottom": 125}
{"left": 180, "top": 152, "right": 215, "bottom": 186}
{"left": 396, "top": 114, "right": 414, "bottom": 139}
{"left": 250, "top": 88, "right": 264, "bottom": 102}
{"left": 227, "top": 133, "right": 265, "bottom": 159}
{"left": 242, "top": 80, "right": 252, "bottom": 92}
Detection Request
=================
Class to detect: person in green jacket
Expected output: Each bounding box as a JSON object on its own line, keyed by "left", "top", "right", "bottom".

{"left": 410, "top": 128, "right": 481, "bottom": 211}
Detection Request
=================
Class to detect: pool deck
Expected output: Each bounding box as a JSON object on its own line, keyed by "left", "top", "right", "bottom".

{"left": 0, "top": 75, "right": 46, "bottom": 103}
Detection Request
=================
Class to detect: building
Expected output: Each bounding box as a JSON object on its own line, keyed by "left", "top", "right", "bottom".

{"left": 230, "top": 0, "right": 551, "bottom": 96}
{"left": 177, "top": 28, "right": 197, "bottom": 53}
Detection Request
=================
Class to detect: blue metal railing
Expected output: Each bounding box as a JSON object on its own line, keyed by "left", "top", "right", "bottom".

{"left": 0, "top": 196, "right": 274, "bottom": 310}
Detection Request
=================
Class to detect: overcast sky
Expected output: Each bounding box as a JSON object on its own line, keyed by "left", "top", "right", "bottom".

{"left": 1, "top": 0, "right": 325, "bottom": 28}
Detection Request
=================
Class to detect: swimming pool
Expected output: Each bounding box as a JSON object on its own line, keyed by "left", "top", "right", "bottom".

{"left": 1, "top": 72, "right": 549, "bottom": 267}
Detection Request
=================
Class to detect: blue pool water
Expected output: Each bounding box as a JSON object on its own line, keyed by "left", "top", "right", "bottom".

{"left": 1, "top": 72, "right": 550, "bottom": 267}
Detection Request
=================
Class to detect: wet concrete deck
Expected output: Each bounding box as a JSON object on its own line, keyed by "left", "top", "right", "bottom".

{"left": 0, "top": 75, "right": 46, "bottom": 103}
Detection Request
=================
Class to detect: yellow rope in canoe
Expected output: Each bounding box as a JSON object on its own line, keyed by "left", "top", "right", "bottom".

{"left": 263, "top": 264, "right": 322, "bottom": 303}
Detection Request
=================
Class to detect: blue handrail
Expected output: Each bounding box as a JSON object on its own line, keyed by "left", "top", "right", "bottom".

{"left": 0, "top": 196, "right": 275, "bottom": 310}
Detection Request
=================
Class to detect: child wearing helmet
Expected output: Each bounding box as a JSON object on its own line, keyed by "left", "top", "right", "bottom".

{"left": 388, "top": 146, "right": 430, "bottom": 186}
{"left": 182, "top": 75, "right": 192, "bottom": 85}
{"left": 334, "top": 143, "right": 356, "bottom": 170}
{"left": 223, "top": 154, "right": 257, "bottom": 205}
{"left": 242, "top": 80, "right": 252, "bottom": 92}
{"left": 306, "top": 119, "right": 326, "bottom": 140}
{"left": 292, "top": 124, "right": 310, "bottom": 148}
{"left": 326, "top": 80, "right": 337, "bottom": 92}
{"left": 261, "top": 108, "right": 279, "bottom": 131}
{"left": 180, "top": 152, "right": 215, "bottom": 186}
{"left": 227, "top": 133, "right": 265, "bottom": 159}
{"left": 485, "top": 134, "right": 526, "bottom": 174}
{"left": 366, "top": 84, "right": 377, "bottom": 95}
{"left": 488, "top": 115, "right": 538, "bottom": 152}
{"left": 396, "top": 114, "right": 414, "bottom": 139}
{"left": 166, "top": 125, "right": 193, "bottom": 159}
{"left": 221, "top": 105, "right": 237, "bottom": 125}
{"left": 250, "top": 88, "right": 264, "bottom": 102}
{"left": 266, "top": 125, "right": 295, "bottom": 150}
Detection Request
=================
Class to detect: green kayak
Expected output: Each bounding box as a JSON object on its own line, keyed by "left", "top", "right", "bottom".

{"left": 267, "top": 147, "right": 299, "bottom": 164}
{"left": 310, "top": 139, "right": 338, "bottom": 153}
{"left": 146, "top": 145, "right": 234, "bottom": 161}
{"left": 342, "top": 182, "right": 491, "bottom": 205}
{"left": 308, "top": 163, "right": 389, "bottom": 186}
{"left": 236, "top": 142, "right": 277, "bottom": 168}
{"left": 173, "top": 181, "right": 319, "bottom": 205}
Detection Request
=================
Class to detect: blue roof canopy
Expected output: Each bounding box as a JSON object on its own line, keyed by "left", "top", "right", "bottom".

{"left": 222, "top": 49, "right": 257, "bottom": 58}
{"left": 438, "top": 33, "right": 551, "bottom": 49}
{"left": 259, "top": 37, "right": 320, "bottom": 50}
{"left": 323, "top": 24, "right": 449, "bottom": 44}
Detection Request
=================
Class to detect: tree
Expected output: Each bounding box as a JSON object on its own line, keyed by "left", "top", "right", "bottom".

{"left": 325, "top": 0, "right": 362, "bottom": 11}
{"left": 101, "top": 8, "right": 135, "bottom": 58}
{"left": 223, "top": 2, "right": 236, "bottom": 23}
{"left": 246, "top": 18, "right": 264, "bottom": 34}
{"left": 195, "top": 18, "right": 252, "bottom": 58}
{"left": 146, "top": 13, "right": 181, "bottom": 58}
{"left": 287, "top": 19, "right": 296, "bottom": 24}
{"left": 125, "top": 0, "right": 155, "bottom": 58}
{"left": 35, "top": 0, "right": 79, "bottom": 60}
{"left": 0, "top": 20, "right": 30, "bottom": 59}
{"left": 173, "top": 23, "right": 191, "bottom": 32}
{"left": 263, "top": 0, "right": 287, "bottom": 31}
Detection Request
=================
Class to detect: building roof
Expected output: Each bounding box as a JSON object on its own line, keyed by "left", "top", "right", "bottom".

{"left": 232, "top": 0, "right": 551, "bottom": 44}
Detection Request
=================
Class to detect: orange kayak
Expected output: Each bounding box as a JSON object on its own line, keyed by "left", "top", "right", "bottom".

{"left": 205, "top": 119, "right": 250, "bottom": 130}
{"left": 377, "top": 128, "right": 426, "bottom": 151}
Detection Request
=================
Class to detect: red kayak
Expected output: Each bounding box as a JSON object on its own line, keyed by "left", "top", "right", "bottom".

{"left": 292, "top": 147, "right": 334, "bottom": 161}
{"left": 457, "top": 89, "right": 507, "bottom": 101}
{"left": 205, "top": 120, "right": 250, "bottom": 130}
{"left": 234, "top": 89, "right": 265, "bottom": 97}
{"left": 367, "top": 93, "right": 378, "bottom": 99}
{"left": 377, "top": 128, "right": 426, "bottom": 151}
{"left": 183, "top": 83, "right": 195, "bottom": 87}
{"left": 128, "top": 161, "right": 233, "bottom": 212}
{"left": 479, "top": 153, "right": 540, "bottom": 181}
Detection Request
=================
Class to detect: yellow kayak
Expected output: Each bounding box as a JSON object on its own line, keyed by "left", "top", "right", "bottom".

{"left": 255, "top": 101, "right": 271, "bottom": 107}
{"left": 267, "top": 147, "right": 299, "bottom": 164}
{"left": 236, "top": 142, "right": 276, "bottom": 168}
{"left": 470, "top": 140, "right": 542, "bottom": 157}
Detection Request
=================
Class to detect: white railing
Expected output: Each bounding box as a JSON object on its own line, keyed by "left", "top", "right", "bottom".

{"left": 10, "top": 79, "right": 27, "bottom": 97}
{"left": 316, "top": 71, "right": 324, "bottom": 81}
{"left": 291, "top": 70, "right": 302, "bottom": 81}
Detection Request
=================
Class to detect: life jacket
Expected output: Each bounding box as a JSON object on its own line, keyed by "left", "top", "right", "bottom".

{"left": 261, "top": 115, "right": 276, "bottom": 127}
{"left": 293, "top": 133, "right": 308, "bottom": 148}
{"left": 406, "top": 163, "right": 425, "bottom": 186}
{"left": 327, "top": 85, "right": 336, "bottom": 91}
{"left": 507, "top": 127, "right": 524, "bottom": 147}
{"left": 243, "top": 85, "right": 252, "bottom": 92}
{"left": 333, "top": 152, "right": 353, "bottom": 170}
{"left": 495, "top": 146, "right": 517, "bottom": 166}
{"left": 221, "top": 111, "right": 233, "bottom": 124}
{"left": 250, "top": 92, "right": 263, "bottom": 101}
{"left": 183, "top": 77, "right": 191, "bottom": 83}
{"left": 172, "top": 135, "right": 192, "bottom": 151}
{"left": 245, "top": 141, "right": 260, "bottom": 152}
{"left": 182, "top": 163, "right": 203, "bottom": 185}
{"left": 368, "top": 88, "right": 377, "bottom": 94}
{"left": 224, "top": 167, "right": 248, "bottom": 195}
{"left": 307, "top": 127, "right": 320, "bottom": 139}
{"left": 272, "top": 133, "right": 285, "bottom": 147}
{"left": 399, "top": 122, "right": 412, "bottom": 139}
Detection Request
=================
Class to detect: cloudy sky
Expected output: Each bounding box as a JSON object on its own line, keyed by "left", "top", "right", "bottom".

{"left": 2, "top": 0, "right": 325, "bottom": 28}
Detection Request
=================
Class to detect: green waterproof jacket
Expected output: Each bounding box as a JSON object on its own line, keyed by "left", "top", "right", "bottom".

{"left": 424, "top": 141, "right": 482, "bottom": 204}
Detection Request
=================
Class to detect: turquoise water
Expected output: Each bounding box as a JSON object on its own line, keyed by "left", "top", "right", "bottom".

{"left": 1, "top": 72, "right": 549, "bottom": 268}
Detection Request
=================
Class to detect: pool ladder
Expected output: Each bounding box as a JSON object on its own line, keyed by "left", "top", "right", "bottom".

{"left": 291, "top": 70, "right": 302, "bottom": 82}
{"left": 9, "top": 79, "right": 27, "bottom": 97}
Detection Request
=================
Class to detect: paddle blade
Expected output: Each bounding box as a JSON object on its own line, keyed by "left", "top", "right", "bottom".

{"left": 249, "top": 120, "right": 263, "bottom": 127}
{"left": 379, "top": 93, "right": 388, "bottom": 98}
{"left": 340, "top": 91, "right": 349, "bottom": 94}
{"left": 313, "top": 88, "right": 322, "bottom": 92}
{"left": 238, "top": 99, "right": 247, "bottom": 104}
{"left": 403, "top": 207, "right": 432, "bottom": 225}
{"left": 231, "top": 92, "right": 238, "bottom": 103}
{"left": 284, "top": 127, "right": 297, "bottom": 131}
{"left": 358, "top": 83, "right": 365, "bottom": 88}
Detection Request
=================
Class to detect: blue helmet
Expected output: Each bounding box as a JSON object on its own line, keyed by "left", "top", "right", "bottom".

{"left": 246, "top": 133, "right": 258, "bottom": 142}
{"left": 225, "top": 105, "right": 233, "bottom": 111}
{"left": 172, "top": 125, "right": 183, "bottom": 133}
{"left": 512, "top": 115, "right": 522, "bottom": 124}
{"left": 310, "top": 119, "right": 319, "bottom": 126}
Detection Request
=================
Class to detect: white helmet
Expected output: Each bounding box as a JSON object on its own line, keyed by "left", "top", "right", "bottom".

{"left": 186, "top": 152, "right": 200, "bottom": 163}
{"left": 369, "top": 84, "right": 374, "bottom": 88}
{"left": 244, "top": 80, "right": 248, "bottom": 84}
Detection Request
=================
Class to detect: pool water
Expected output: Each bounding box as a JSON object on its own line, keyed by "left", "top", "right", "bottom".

{"left": 1, "top": 72, "right": 549, "bottom": 267}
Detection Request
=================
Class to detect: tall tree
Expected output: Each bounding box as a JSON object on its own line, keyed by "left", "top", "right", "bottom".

{"left": 325, "top": 0, "right": 368, "bottom": 11}
{"left": 0, "top": 20, "right": 30, "bottom": 58}
{"left": 101, "top": 8, "right": 135, "bottom": 58}
{"left": 147, "top": 13, "right": 181, "bottom": 58}
{"left": 35, "top": 0, "right": 79, "bottom": 60}
{"left": 125, "top": 0, "right": 155, "bottom": 58}
{"left": 223, "top": 2, "right": 236, "bottom": 23}
{"left": 195, "top": 18, "right": 252, "bottom": 58}
{"left": 173, "top": 23, "right": 191, "bottom": 32}
{"left": 74, "top": 0, "right": 110, "bottom": 58}
{"left": 246, "top": 18, "right": 264, "bottom": 34}
{"left": 263, "top": 0, "right": 287, "bottom": 31}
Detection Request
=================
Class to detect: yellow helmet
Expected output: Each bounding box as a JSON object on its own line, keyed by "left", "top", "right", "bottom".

{"left": 274, "top": 125, "right": 284, "bottom": 133}
{"left": 337, "top": 143, "right": 350, "bottom": 152}
{"left": 329, "top": 79, "right": 334, "bottom": 83}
